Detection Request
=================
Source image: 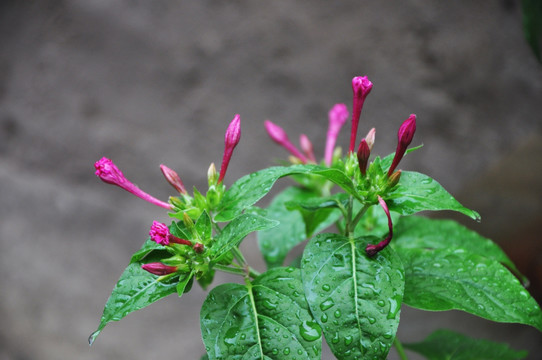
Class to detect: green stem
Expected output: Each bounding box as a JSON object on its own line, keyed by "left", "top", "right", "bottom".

{"left": 350, "top": 203, "right": 370, "bottom": 233}
{"left": 231, "top": 246, "right": 247, "bottom": 267}
{"left": 345, "top": 196, "right": 354, "bottom": 237}
{"left": 213, "top": 264, "right": 247, "bottom": 276}
{"left": 248, "top": 267, "right": 261, "bottom": 278}
{"left": 394, "top": 337, "right": 409, "bottom": 360}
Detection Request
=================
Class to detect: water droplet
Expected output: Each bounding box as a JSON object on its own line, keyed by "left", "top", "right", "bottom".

{"left": 368, "top": 317, "right": 376, "bottom": 324}
{"left": 387, "top": 296, "right": 401, "bottom": 320}
{"left": 433, "top": 262, "right": 441, "bottom": 268}
{"left": 377, "top": 300, "right": 385, "bottom": 307}
{"left": 344, "top": 335, "right": 353, "bottom": 346}
{"left": 272, "top": 348, "right": 278, "bottom": 355}
{"left": 274, "top": 327, "right": 280, "bottom": 333}
{"left": 334, "top": 310, "right": 341, "bottom": 318}
{"left": 331, "top": 332, "right": 340, "bottom": 344}
{"left": 223, "top": 326, "right": 239, "bottom": 345}
{"left": 320, "top": 298, "right": 335, "bottom": 311}
{"left": 286, "top": 267, "right": 295, "bottom": 273}
{"left": 297, "top": 349, "right": 303, "bottom": 355}
{"left": 322, "top": 284, "right": 331, "bottom": 291}
{"left": 299, "top": 321, "right": 321, "bottom": 342}
{"left": 240, "top": 333, "right": 246, "bottom": 340}
{"left": 262, "top": 299, "right": 277, "bottom": 310}
{"left": 283, "top": 347, "right": 291, "bottom": 355}
{"left": 321, "top": 313, "right": 328, "bottom": 323}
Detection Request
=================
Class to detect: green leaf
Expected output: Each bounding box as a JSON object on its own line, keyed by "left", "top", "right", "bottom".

{"left": 385, "top": 171, "right": 480, "bottom": 221}
{"left": 195, "top": 210, "right": 212, "bottom": 242}
{"left": 399, "top": 247, "right": 542, "bottom": 331}
{"left": 301, "top": 233, "right": 405, "bottom": 359}
{"left": 404, "top": 329, "right": 528, "bottom": 360}
{"left": 130, "top": 239, "right": 168, "bottom": 263}
{"left": 210, "top": 214, "right": 278, "bottom": 261}
{"left": 177, "top": 271, "right": 194, "bottom": 296}
{"left": 258, "top": 187, "right": 311, "bottom": 269}
{"left": 215, "top": 165, "right": 359, "bottom": 222}
{"left": 200, "top": 267, "right": 322, "bottom": 360}
{"left": 286, "top": 192, "right": 349, "bottom": 211}
{"left": 393, "top": 216, "right": 526, "bottom": 284}
{"left": 522, "top": 0, "right": 542, "bottom": 63}
{"left": 89, "top": 262, "right": 180, "bottom": 345}
{"left": 258, "top": 187, "right": 343, "bottom": 269}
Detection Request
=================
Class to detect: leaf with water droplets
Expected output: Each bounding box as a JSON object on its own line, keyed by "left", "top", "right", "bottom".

{"left": 385, "top": 171, "right": 480, "bottom": 221}
{"left": 301, "top": 233, "right": 405, "bottom": 359}
{"left": 393, "top": 216, "right": 527, "bottom": 284}
{"left": 200, "top": 267, "right": 321, "bottom": 359}
{"left": 210, "top": 213, "right": 278, "bottom": 261}
{"left": 215, "top": 165, "right": 359, "bottom": 222}
{"left": 404, "top": 329, "right": 528, "bottom": 360}
{"left": 258, "top": 187, "right": 343, "bottom": 269}
{"left": 399, "top": 247, "right": 542, "bottom": 331}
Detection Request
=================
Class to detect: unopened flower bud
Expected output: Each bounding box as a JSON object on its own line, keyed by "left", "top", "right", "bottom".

{"left": 207, "top": 163, "right": 218, "bottom": 186}
{"left": 366, "top": 196, "right": 393, "bottom": 257}
{"left": 141, "top": 262, "right": 178, "bottom": 276}
{"left": 264, "top": 120, "right": 308, "bottom": 163}
{"left": 149, "top": 221, "right": 192, "bottom": 246}
{"left": 365, "top": 128, "right": 376, "bottom": 151}
{"left": 349, "top": 76, "right": 373, "bottom": 153}
{"left": 160, "top": 164, "right": 187, "bottom": 194}
{"left": 193, "top": 243, "right": 205, "bottom": 254}
{"left": 218, "top": 114, "right": 241, "bottom": 183}
{"left": 357, "top": 139, "right": 370, "bottom": 175}
{"left": 325, "top": 103, "right": 349, "bottom": 166}
{"left": 388, "top": 114, "right": 416, "bottom": 176}
{"left": 183, "top": 212, "right": 195, "bottom": 230}
{"left": 299, "top": 134, "right": 316, "bottom": 163}
{"left": 94, "top": 157, "right": 172, "bottom": 210}
{"left": 388, "top": 170, "right": 401, "bottom": 188}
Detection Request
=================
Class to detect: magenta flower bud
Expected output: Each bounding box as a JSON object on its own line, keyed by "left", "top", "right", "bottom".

{"left": 387, "top": 114, "right": 417, "bottom": 176}
{"left": 160, "top": 164, "right": 187, "bottom": 194}
{"left": 357, "top": 139, "right": 370, "bottom": 175}
{"left": 325, "top": 103, "right": 349, "bottom": 166}
{"left": 366, "top": 196, "right": 393, "bottom": 257}
{"left": 349, "top": 76, "right": 373, "bottom": 153}
{"left": 141, "top": 262, "right": 178, "bottom": 276}
{"left": 299, "top": 134, "right": 316, "bottom": 163}
{"left": 264, "top": 120, "right": 308, "bottom": 163}
{"left": 94, "top": 157, "right": 173, "bottom": 210}
{"left": 218, "top": 114, "right": 242, "bottom": 183}
{"left": 149, "top": 220, "right": 193, "bottom": 246}
{"left": 364, "top": 128, "right": 376, "bottom": 151}
{"left": 193, "top": 243, "right": 205, "bottom": 254}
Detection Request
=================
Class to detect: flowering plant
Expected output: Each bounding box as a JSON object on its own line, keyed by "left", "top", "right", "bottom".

{"left": 90, "top": 76, "right": 541, "bottom": 360}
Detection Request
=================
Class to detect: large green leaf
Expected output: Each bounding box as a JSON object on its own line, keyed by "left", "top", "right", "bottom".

{"left": 385, "top": 171, "right": 480, "bottom": 221}
{"left": 89, "top": 260, "right": 186, "bottom": 344}
{"left": 215, "top": 165, "right": 358, "bottom": 222}
{"left": 393, "top": 216, "right": 526, "bottom": 283}
{"left": 400, "top": 247, "right": 542, "bottom": 331}
{"left": 211, "top": 213, "right": 278, "bottom": 261}
{"left": 404, "top": 329, "right": 528, "bottom": 360}
{"left": 200, "top": 267, "right": 322, "bottom": 359}
{"left": 301, "top": 233, "right": 405, "bottom": 359}
{"left": 258, "top": 187, "right": 342, "bottom": 269}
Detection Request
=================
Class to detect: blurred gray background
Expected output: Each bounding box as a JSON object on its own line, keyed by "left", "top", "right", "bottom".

{"left": 1, "top": 1, "right": 541, "bottom": 359}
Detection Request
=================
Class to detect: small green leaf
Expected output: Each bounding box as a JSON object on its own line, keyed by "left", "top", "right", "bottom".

{"left": 177, "top": 271, "right": 195, "bottom": 296}
{"left": 129, "top": 239, "right": 168, "bottom": 263}
{"left": 400, "top": 247, "right": 542, "bottom": 331}
{"left": 385, "top": 171, "right": 480, "bottom": 221}
{"left": 210, "top": 214, "right": 278, "bottom": 261}
{"left": 89, "top": 262, "right": 179, "bottom": 345}
{"left": 393, "top": 216, "right": 526, "bottom": 284}
{"left": 215, "top": 165, "right": 358, "bottom": 222}
{"left": 195, "top": 211, "right": 212, "bottom": 242}
{"left": 404, "top": 329, "right": 528, "bottom": 360}
{"left": 200, "top": 268, "right": 322, "bottom": 359}
{"left": 301, "top": 233, "right": 405, "bottom": 359}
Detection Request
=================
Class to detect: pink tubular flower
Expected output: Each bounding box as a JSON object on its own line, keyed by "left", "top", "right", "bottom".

{"left": 325, "top": 103, "right": 349, "bottom": 166}
{"left": 160, "top": 164, "right": 186, "bottom": 194}
{"left": 357, "top": 139, "right": 370, "bottom": 175}
{"left": 149, "top": 221, "right": 192, "bottom": 246}
{"left": 218, "top": 114, "right": 241, "bottom": 183}
{"left": 349, "top": 76, "right": 373, "bottom": 153}
{"left": 141, "top": 262, "right": 178, "bottom": 276}
{"left": 264, "top": 120, "right": 308, "bottom": 163}
{"left": 299, "top": 134, "right": 316, "bottom": 163}
{"left": 366, "top": 196, "right": 393, "bottom": 257}
{"left": 94, "top": 157, "right": 173, "bottom": 210}
{"left": 387, "top": 114, "right": 417, "bottom": 176}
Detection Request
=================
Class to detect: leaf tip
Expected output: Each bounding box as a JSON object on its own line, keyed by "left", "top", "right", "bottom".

{"left": 88, "top": 329, "right": 100, "bottom": 346}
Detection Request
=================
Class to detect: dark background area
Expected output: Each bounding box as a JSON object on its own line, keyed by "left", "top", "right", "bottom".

{"left": 0, "top": 1, "right": 541, "bottom": 359}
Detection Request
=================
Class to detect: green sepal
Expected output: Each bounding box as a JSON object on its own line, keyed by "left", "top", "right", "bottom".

{"left": 177, "top": 271, "right": 194, "bottom": 296}
{"left": 301, "top": 233, "right": 405, "bottom": 359}
{"left": 195, "top": 210, "right": 212, "bottom": 244}
{"left": 404, "top": 329, "right": 528, "bottom": 360}
{"left": 215, "top": 165, "right": 359, "bottom": 222}
{"left": 200, "top": 267, "right": 322, "bottom": 360}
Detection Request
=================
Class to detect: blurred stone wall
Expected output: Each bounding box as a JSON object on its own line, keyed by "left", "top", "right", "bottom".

{"left": 0, "top": 1, "right": 541, "bottom": 359}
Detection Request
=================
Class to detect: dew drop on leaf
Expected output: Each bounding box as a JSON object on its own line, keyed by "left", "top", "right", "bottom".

{"left": 320, "top": 298, "right": 335, "bottom": 311}
{"left": 299, "top": 320, "right": 321, "bottom": 342}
